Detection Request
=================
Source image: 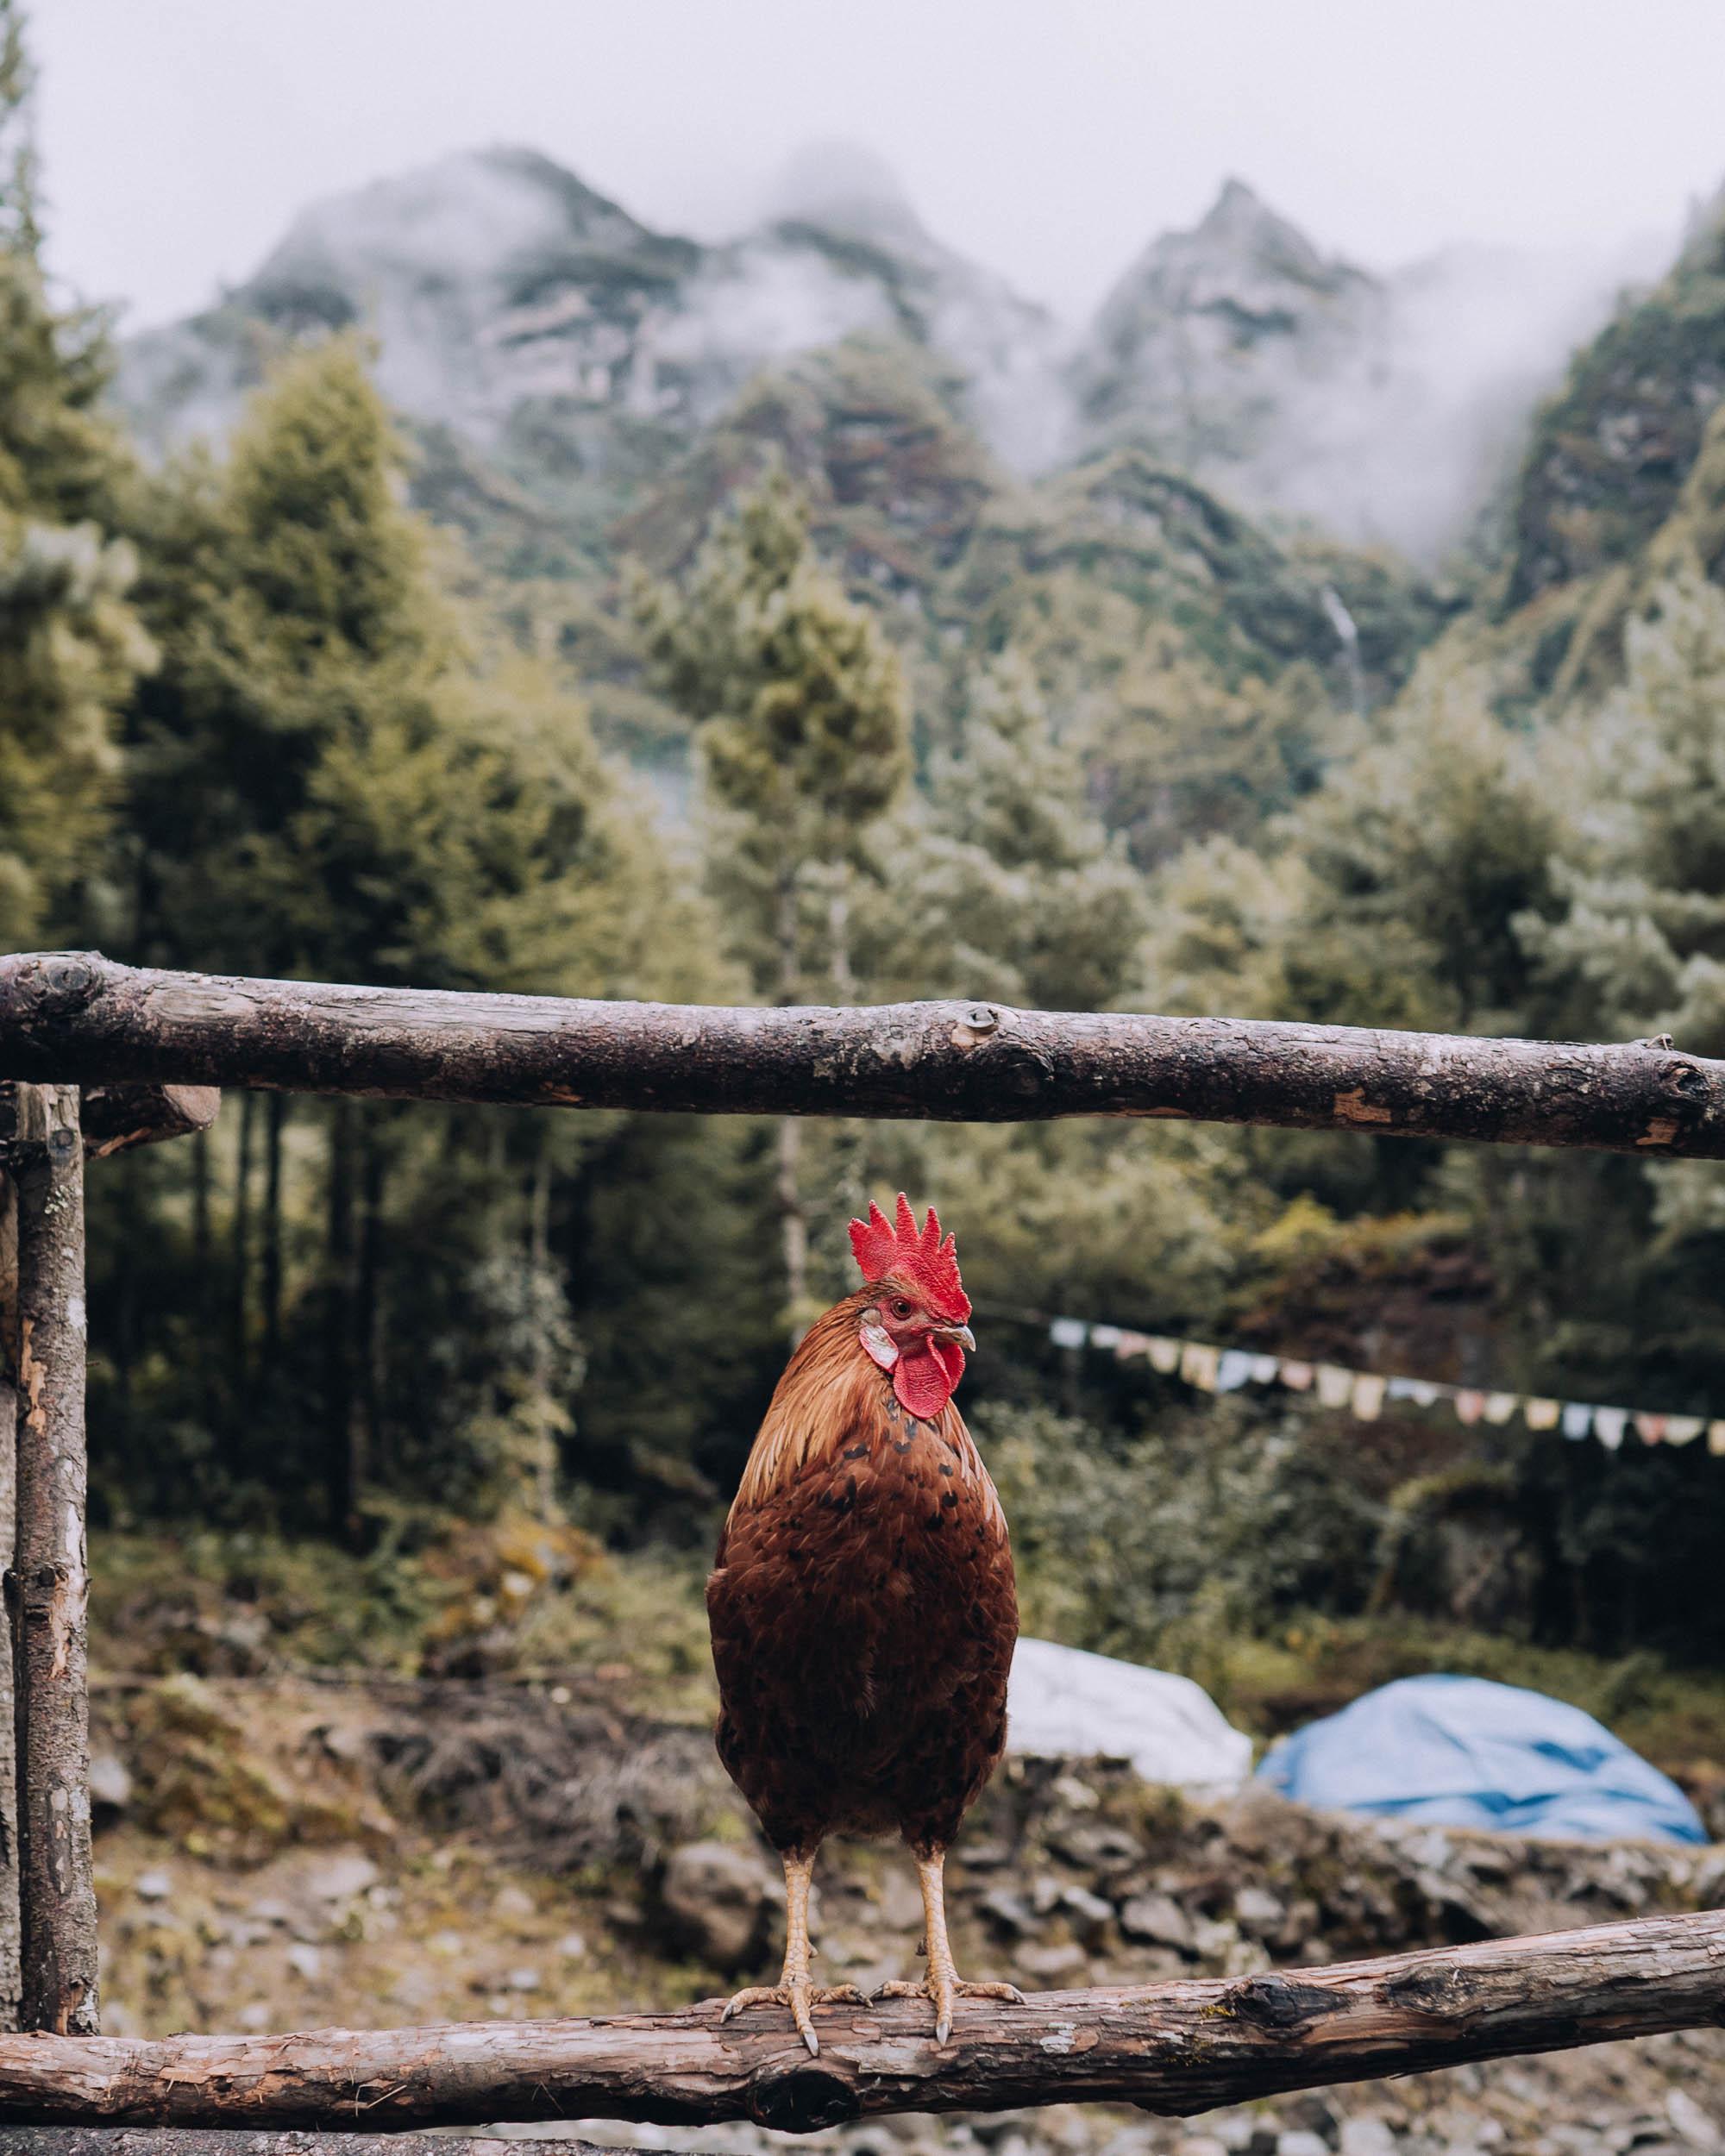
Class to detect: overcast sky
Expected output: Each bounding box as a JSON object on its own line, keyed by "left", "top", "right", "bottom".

{"left": 32, "top": 0, "right": 1725, "bottom": 331}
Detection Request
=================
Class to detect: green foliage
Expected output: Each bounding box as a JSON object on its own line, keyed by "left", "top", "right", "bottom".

{"left": 637, "top": 464, "right": 909, "bottom": 997}
{"left": 17, "top": 21, "right": 1725, "bottom": 1701}
{"left": 988, "top": 1400, "right": 1383, "bottom": 1706}
{"left": 94, "top": 341, "right": 747, "bottom": 1539}
{"left": 1523, "top": 569, "right": 1725, "bottom": 1055}
{"left": 861, "top": 650, "right": 1149, "bottom": 1010}
{"left": 1278, "top": 649, "right": 1560, "bottom": 1034}
{"left": 1506, "top": 201, "right": 1725, "bottom": 606}
{"left": 0, "top": 4, "right": 149, "bottom": 946}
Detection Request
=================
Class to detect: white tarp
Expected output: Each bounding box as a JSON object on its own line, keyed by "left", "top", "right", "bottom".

{"left": 1007, "top": 1636, "right": 1253, "bottom": 1793}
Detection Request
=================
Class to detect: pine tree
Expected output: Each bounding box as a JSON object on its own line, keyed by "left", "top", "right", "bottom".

{"left": 1522, "top": 568, "right": 1725, "bottom": 1056}
{"left": 109, "top": 341, "right": 729, "bottom": 1539}
{"left": 0, "top": 0, "right": 151, "bottom": 947}
{"left": 637, "top": 465, "right": 909, "bottom": 1321}
{"left": 1277, "top": 649, "right": 1559, "bottom": 1036}
{"left": 861, "top": 650, "right": 1148, "bottom": 1012}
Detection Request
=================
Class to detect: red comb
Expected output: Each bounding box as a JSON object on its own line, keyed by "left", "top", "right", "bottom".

{"left": 849, "top": 1194, "right": 971, "bottom": 1324}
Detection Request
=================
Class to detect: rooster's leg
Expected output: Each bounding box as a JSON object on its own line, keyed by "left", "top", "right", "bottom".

{"left": 875, "top": 1847, "right": 1025, "bottom": 2046}
{"left": 720, "top": 1849, "right": 868, "bottom": 2058}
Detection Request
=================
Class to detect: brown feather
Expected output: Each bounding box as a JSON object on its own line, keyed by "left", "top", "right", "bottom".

{"left": 708, "top": 1292, "right": 1018, "bottom": 1859}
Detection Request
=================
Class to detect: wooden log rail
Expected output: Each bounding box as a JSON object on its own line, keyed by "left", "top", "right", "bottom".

{"left": 3, "top": 950, "right": 1725, "bottom": 1155}
{"left": 1, "top": 1911, "right": 1722, "bottom": 2133}
{"left": 0, "top": 2138, "right": 626, "bottom": 2156}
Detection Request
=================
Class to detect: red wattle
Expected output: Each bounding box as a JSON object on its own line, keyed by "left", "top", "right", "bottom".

{"left": 893, "top": 1340, "right": 964, "bottom": 1420}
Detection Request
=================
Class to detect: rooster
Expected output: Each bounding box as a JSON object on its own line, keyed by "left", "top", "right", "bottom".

{"left": 707, "top": 1194, "right": 1021, "bottom": 2054}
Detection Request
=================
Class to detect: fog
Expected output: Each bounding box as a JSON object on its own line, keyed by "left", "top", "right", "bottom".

{"left": 33, "top": 0, "right": 1725, "bottom": 331}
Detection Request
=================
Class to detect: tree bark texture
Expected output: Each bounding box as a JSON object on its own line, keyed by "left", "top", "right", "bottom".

{"left": 76, "top": 1085, "right": 220, "bottom": 1162}
{"left": 3, "top": 953, "right": 1723, "bottom": 1156}
{"left": 1, "top": 1911, "right": 1722, "bottom": 2131}
{"left": 0, "top": 2136, "right": 631, "bottom": 2156}
{"left": 0, "top": 1092, "right": 22, "bottom": 2031}
{"left": 9, "top": 1086, "right": 97, "bottom": 2036}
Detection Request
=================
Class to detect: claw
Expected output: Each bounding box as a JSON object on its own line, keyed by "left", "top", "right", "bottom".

{"left": 720, "top": 1980, "right": 869, "bottom": 2056}
{"left": 875, "top": 1973, "right": 1026, "bottom": 2047}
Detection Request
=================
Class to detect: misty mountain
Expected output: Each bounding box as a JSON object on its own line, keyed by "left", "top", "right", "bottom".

{"left": 1068, "top": 179, "right": 1661, "bottom": 563}
{"left": 119, "top": 143, "right": 1063, "bottom": 479}
{"left": 1504, "top": 185, "right": 1725, "bottom": 611}
{"left": 116, "top": 145, "right": 1665, "bottom": 572}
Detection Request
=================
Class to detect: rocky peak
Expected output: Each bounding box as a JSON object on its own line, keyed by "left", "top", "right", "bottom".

{"left": 1175, "top": 174, "right": 1350, "bottom": 295}
{"left": 1075, "top": 178, "right": 1388, "bottom": 451}
{"left": 249, "top": 146, "right": 686, "bottom": 312}
{"left": 118, "top": 139, "right": 1063, "bottom": 478}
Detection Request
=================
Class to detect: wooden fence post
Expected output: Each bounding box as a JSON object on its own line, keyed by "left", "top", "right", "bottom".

{"left": 9, "top": 1085, "right": 97, "bottom": 2036}
{"left": 0, "top": 1085, "right": 22, "bottom": 2033}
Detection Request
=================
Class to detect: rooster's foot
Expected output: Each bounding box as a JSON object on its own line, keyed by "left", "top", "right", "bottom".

{"left": 874, "top": 1973, "right": 1026, "bottom": 2046}
{"left": 721, "top": 1980, "right": 869, "bottom": 2058}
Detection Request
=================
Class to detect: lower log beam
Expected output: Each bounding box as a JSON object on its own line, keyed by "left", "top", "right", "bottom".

{"left": 0, "top": 2138, "right": 628, "bottom": 2156}
{"left": 0, "top": 1911, "right": 1722, "bottom": 2132}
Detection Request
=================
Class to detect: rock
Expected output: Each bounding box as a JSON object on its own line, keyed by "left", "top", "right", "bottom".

{"left": 1031, "top": 1873, "right": 1065, "bottom": 1916}
{"left": 1278, "top": 1896, "right": 1320, "bottom": 1952}
{"left": 1278, "top": 2135, "right": 1332, "bottom": 2156}
{"left": 135, "top": 1870, "right": 172, "bottom": 1902}
{"left": 1052, "top": 1774, "right": 1101, "bottom": 1810}
{"left": 979, "top": 1887, "right": 1037, "bottom": 1937}
{"left": 555, "top": 1931, "right": 587, "bottom": 1960}
{"left": 1339, "top": 2121, "right": 1398, "bottom": 2156}
{"left": 237, "top": 2002, "right": 273, "bottom": 2031}
{"left": 1233, "top": 1884, "right": 1288, "bottom": 1938}
{"left": 1062, "top": 1884, "right": 1116, "bottom": 1943}
{"left": 1120, "top": 1892, "right": 1195, "bottom": 1951}
{"left": 1283, "top": 2093, "right": 1339, "bottom": 2139}
{"left": 1051, "top": 1821, "right": 1145, "bottom": 1871}
{"left": 960, "top": 1839, "right": 1013, "bottom": 1869}
{"left": 492, "top": 1883, "right": 536, "bottom": 1923}
{"left": 286, "top": 1943, "right": 322, "bottom": 1980}
{"left": 1014, "top": 1940, "right": 1087, "bottom": 1978}
{"left": 88, "top": 1752, "right": 133, "bottom": 1818}
{"left": 1192, "top": 1915, "right": 1244, "bottom": 1961}
{"left": 659, "top": 1840, "right": 778, "bottom": 1972}
{"left": 508, "top": 1965, "right": 540, "bottom": 1991}
{"left": 247, "top": 1897, "right": 292, "bottom": 1927}
{"left": 305, "top": 1853, "right": 379, "bottom": 1901}
{"left": 317, "top": 1721, "right": 368, "bottom": 1764}
{"left": 1668, "top": 2096, "right": 1722, "bottom": 2153}
{"left": 876, "top": 1865, "right": 927, "bottom": 1931}
{"left": 1177, "top": 2140, "right": 1232, "bottom": 2156}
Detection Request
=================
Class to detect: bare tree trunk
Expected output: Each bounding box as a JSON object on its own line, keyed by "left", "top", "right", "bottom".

{"left": 0, "top": 1089, "right": 23, "bottom": 2032}
{"left": 1, "top": 1911, "right": 1724, "bottom": 2129}
{"left": 323, "top": 1101, "right": 355, "bottom": 1542}
{"left": 261, "top": 1093, "right": 285, "bottom": 1366}
{"left": 358, "top": 1124, "right": 387, "bottom": 1491}
{"left": 9, "top": 1086, "right": 97, "bottom": 2036}
{"left": 528, "top": 1150, "right": 557, "bottom": 1523}
{"left": 190, "top": 1129, "right": 212, "bottom": 1430}
{"left": 229, "top": 1087, "right": 254, "bottom": 1420}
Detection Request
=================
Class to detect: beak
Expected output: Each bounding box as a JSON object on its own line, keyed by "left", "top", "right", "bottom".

{"left": 933, "top": 1323, "right": 976, "bottom": 1354}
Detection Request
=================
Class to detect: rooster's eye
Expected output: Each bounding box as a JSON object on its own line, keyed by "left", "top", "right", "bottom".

{"left": 890, "top": 1298, "right": 914, "bottom": 1320}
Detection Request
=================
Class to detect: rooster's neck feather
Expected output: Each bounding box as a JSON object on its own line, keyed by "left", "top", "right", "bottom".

{"left": 731, "top": 1293, "right": 906, "bottom": 1516}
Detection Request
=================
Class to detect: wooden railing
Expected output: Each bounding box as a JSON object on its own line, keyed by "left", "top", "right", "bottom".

{"left": 3, "top": 952, "right": 1723, "bottom": 2135}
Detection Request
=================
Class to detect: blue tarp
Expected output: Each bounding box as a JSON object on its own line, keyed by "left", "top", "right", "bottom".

{"left": 1256, "top": 1672, "right": 1707, "bottom": 1843}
